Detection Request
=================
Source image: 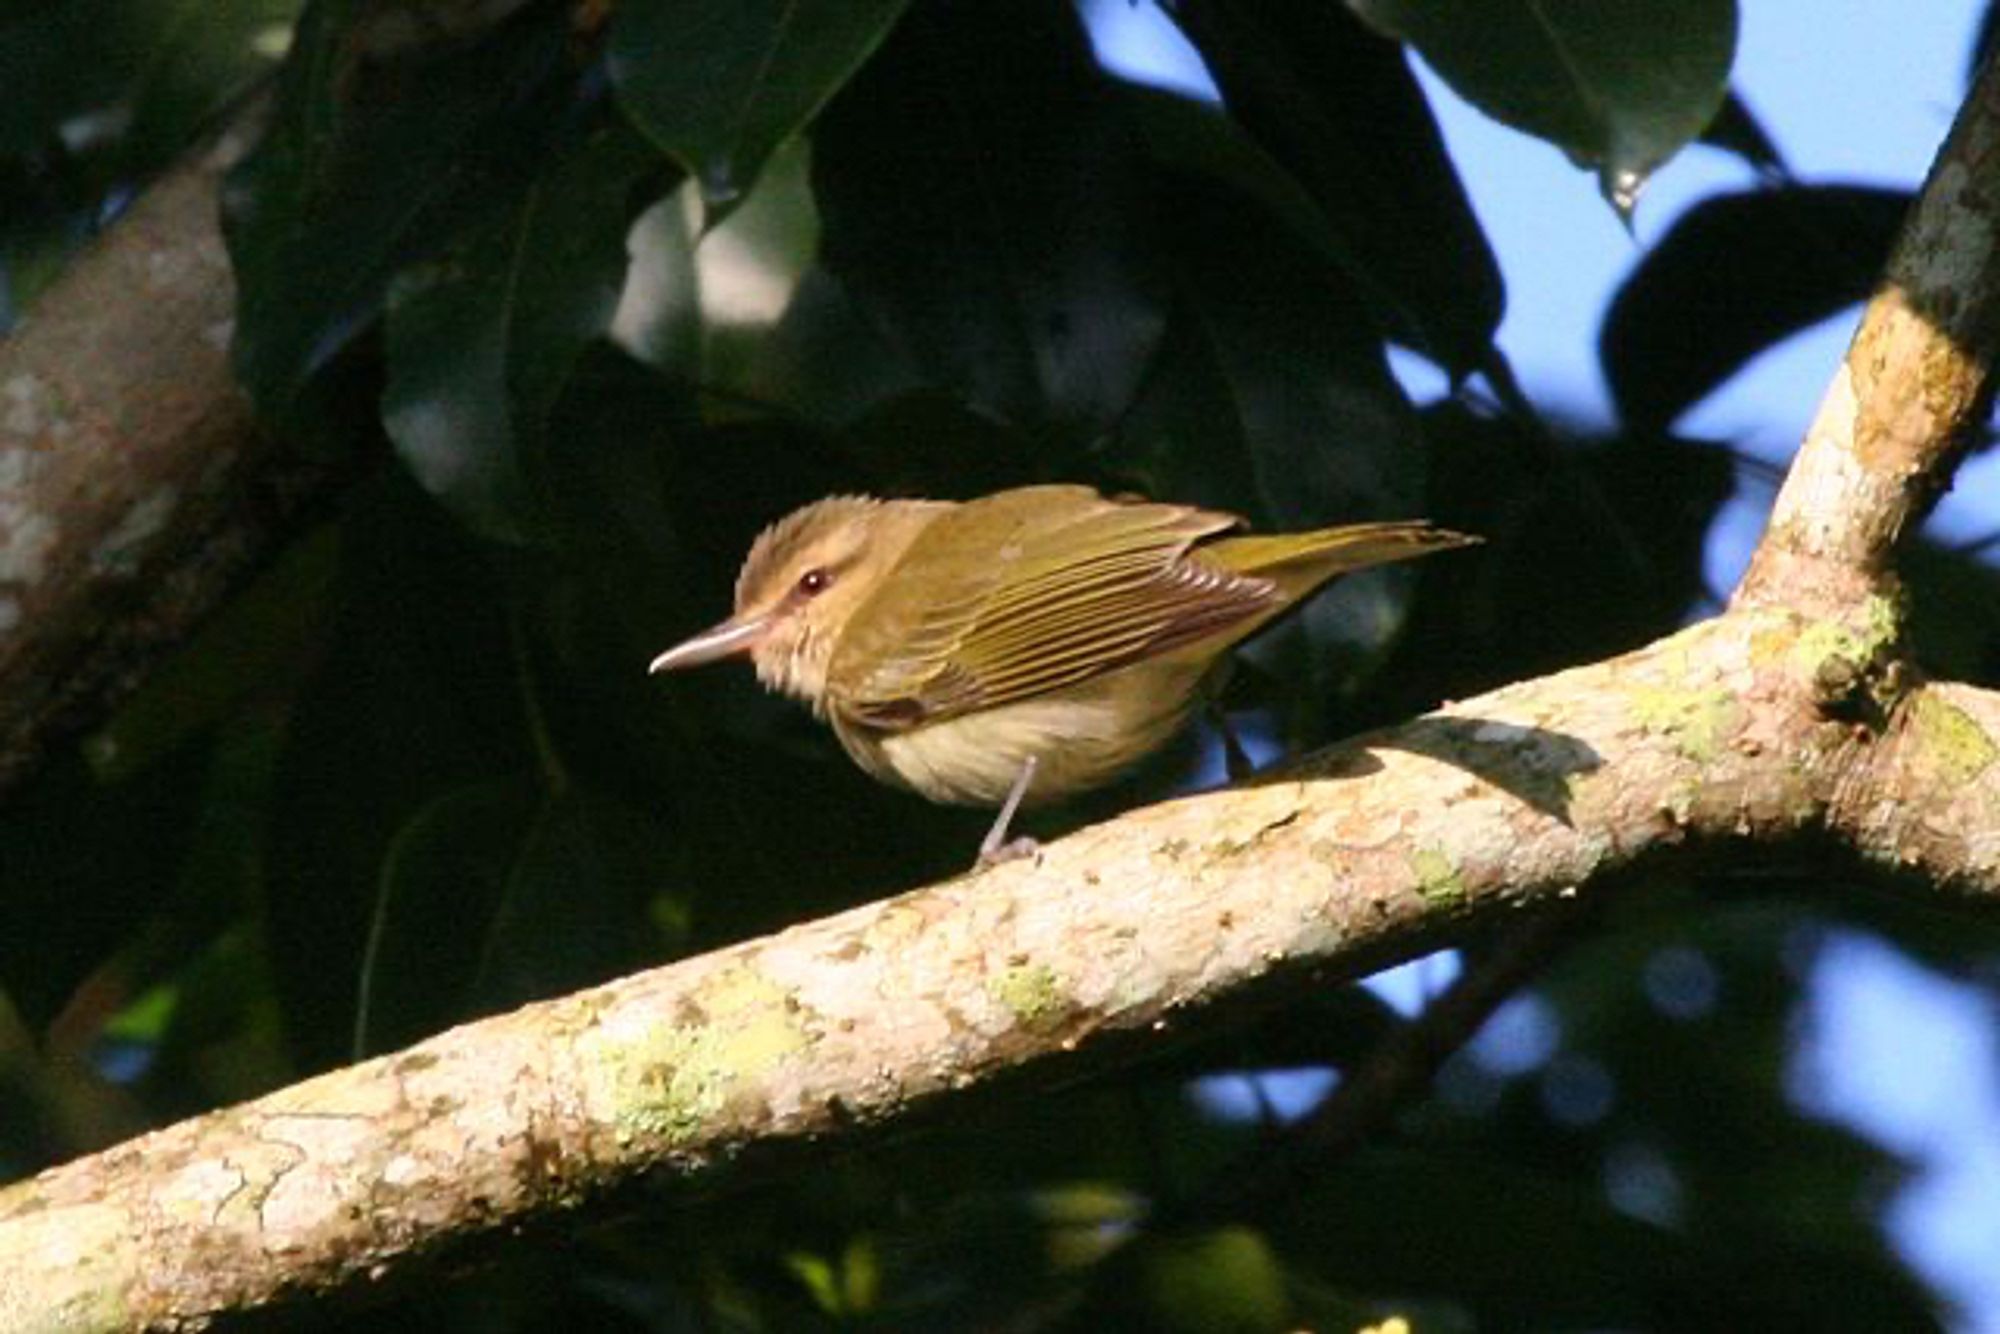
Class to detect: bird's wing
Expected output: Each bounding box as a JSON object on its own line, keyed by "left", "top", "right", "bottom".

{"left": 828, "top": 486, "right": 1281, "bottom": 730}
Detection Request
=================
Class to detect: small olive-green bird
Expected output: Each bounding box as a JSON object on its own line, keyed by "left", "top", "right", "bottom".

{"left": 650, "top": 485, "right": 1475, "bottom": 853}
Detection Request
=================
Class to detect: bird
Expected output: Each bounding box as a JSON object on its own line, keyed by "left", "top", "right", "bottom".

{"left": 649, "top": 484, "right": 1477, "bottom": 859}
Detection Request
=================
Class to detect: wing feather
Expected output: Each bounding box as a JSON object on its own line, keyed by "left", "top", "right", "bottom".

{"left": 829, "top": 487, "right": 1278, "bottom": 730}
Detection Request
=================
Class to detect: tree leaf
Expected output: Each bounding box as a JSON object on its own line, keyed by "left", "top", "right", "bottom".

{"left": 263, "top": 473, "right": 528, "bottom": 1069}
{"left": 1701, "top": 91, "right": 1787, "bottom": 178}
{"left": 0, "top": 746, "right": 208, "bottom": 1028}
{"left": 1906, "top": 538, "right": 2000, "bottom": 686}
{"left": 615, "top": 137, "right": 870, "bottom": 422}
{"left": 470, "top": 787, "right": 683, "bottom": 1016}
{"left": 1089, "top": 1226, "right": 1294, "bottom": 1332}
{"left": 1373, "top": 407, "right": 1733, "bottom": 728}
{"left": 1119, "top": 88, "right": 1364, "bottom": 298}
{"left": 224, "top": 0, "right": 587, "bottom": 412}
{"left": 1137, "top": 207, "right": 1421, "bottom": 535}
{"left": 0, "top": 0, "right": 297, "bottom": 165}
{"left": 382, "top": 118, "right": 664, "bottom": 544}
{"left": 1109, "top": 182, "right": 1424, "bottom": 722}
{"left": 85, "top": 525, "right": 338, "bottom": 784}
{"left": 113, "top": 0, "right": 302, "bottom": 179}
{"left": 1350, "top": 0, "right": 1737, "bottom": 208}
{"left": 610, "top": 0, "right": 909, "bottom": 212}
{"left": 1164, "top": 0, "right": 1504, "bottom": 380}
{"left": 353, "top": 776, "right": 537, "bottom": 1057}
{"left": 1274, "top": 1145, "right": 1941, "bottom": 1329}
{"left": 0, "top": 1, "right": 126, "bottom": 159}
{"left": 811, "top": 0, "right": 1168, "bottom": 436}
{"left": 353, "top": 777, "right": 674, "bottom": 1058}
{"left": 0, "top": 0, "right": 298, "bottom": 309}
{"left": 1601, "top": 185, "right": 1910, "bottom": 431}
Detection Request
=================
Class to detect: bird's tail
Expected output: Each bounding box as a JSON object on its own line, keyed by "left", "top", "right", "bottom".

{"left": 1206, "top": 521, "right": 1479, "bottom": 598}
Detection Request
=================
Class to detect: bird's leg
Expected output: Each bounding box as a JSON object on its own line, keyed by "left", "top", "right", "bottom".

{"left": 977, "top": 755, "right": 1040, "bottom": 866}
{"left": 1206, "top": 702, "right": 1255, "bottom": 783}
{"left": 1200, "top": 659, "right": 1255, "bottom": 782}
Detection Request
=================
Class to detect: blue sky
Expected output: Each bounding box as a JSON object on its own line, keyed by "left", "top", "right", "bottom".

{"left": 1089, "top": 3, "right": 2000, "bottom": 1327}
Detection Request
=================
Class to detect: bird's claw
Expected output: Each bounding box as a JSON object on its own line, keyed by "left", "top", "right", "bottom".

{"left": 975, "top": 835, "right": 1041, "bottom": 870}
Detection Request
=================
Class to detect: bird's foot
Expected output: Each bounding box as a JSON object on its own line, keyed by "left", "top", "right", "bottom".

{"left": 975, "top": 756, "right": 1039, "bottom": 868}
{"left": 975, "top": 835, "right": 1041, "bottom": 870}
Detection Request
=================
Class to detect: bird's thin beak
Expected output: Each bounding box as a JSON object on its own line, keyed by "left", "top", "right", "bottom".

{"left": 648, "top": 612, "right": 772, "bottom": 673}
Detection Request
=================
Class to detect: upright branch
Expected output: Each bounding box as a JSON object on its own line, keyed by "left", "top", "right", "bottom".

{"left": 1736, "top": 58, "right": 2000, "bottom": 615}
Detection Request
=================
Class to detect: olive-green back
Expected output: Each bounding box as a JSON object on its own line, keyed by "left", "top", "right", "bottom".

{"left": 827, "top": 488, "right": 1472, "bottom": 731}
{"left": 827, "top": 487, "right": 1267, "bottom": 728}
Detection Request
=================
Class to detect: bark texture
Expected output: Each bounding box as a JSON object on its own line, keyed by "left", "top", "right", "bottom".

{"left": 1735, "top": 60, "right": 2000, "bottom": 615}
{"left": 2, "top": 605, "right": 1994, "bottom": 1330}
{"left": 0, "top": 112, "right": 335, "bottom": 797}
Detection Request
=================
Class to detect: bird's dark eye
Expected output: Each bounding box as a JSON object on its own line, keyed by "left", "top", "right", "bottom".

{"left": 797, "top": 567, "right": 832, "bottom": 596}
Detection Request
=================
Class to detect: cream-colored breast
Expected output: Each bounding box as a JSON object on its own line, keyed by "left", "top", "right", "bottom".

{"left": 832, "top": 659, "right": 1214, "bottom": 808}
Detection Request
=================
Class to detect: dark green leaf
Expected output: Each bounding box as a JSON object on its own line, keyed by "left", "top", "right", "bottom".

{"left": 1602, "top": 185, "right": 1909, "bottom": 431}
{"left": 1109, "top": 183, "right": 1423, "bottom": 713}
{"left": 0, "top": 0, "right": 298, "bottom": 312}
{"left": 812, "top": 0, "right": 1167, "bottom": 436}
{"left": 353, "top": 776, "right": 538, "bottom": 1056}
{"left": 0, "top": 1, "right": 127, "bottom": 158}
{"left": 0, "top": 746, "right": 207, "bottom": 1028}
{"left": 1410, "top": 897, "right": 1946, "bottom": 1330}
{"left": 0, "top": 0, "right": 297, "bottom": 166}
{"left": 1119, "top": 89, "right": 1364, "bottom": 298}
{"left": 1907, "top": 539, "right": 2000, "bottom": 686}
{"left": 1273, "top": 1146, "right": 1941, "bottom": 1329}
{"left": 610, "top": 191, "right": 702, "bottom": 377}
{"left": 1083, "top": 1225, "right": 1293, "bottom": 1333}
{"left": 263, "top": 473, "right": 527, "bottom": 1068}
{"left": 114, "top": 0, "right": 302, "bottom": 178}
{"left": 1115, "top": 200, "right": 1419, "bottom": 531}
{"left": 381, "top": 276, "right": 531, "bottom": 543}
{"left": 225, "top": 0, "right": 587, "bottom": 412}
{"left": 1163, "top": 0, "right": 1503, "bottom": 379}
{"left": 127, "top": 721, "right": 299, "bottom": 1117}
{"left": 468, "top": 786, "right": 685, "bottom": 1016}
{"left": 85, "top": 526, "right": 338, "bottom": 784}
{"left": 134, "top": 916, "right": 294, "bottom": 1119}
{"left": 615, "top": 138, "right": 896, "bottom": 422}
{"left": 733, "top": 266, "right": 925, "bottom": 426}
{"left": 1366, "top": 408, "right": 1732, "bottom": 728}
{"left": 0, "top": 162, "right": 92, "bottom": 324}
{"left": 610, "top": 0, "right": 909, "bottom": 211}
{"left": 837, "top": 391, "right": 1041, "bottom": 498}
{"left": 870, "top": 1185, "right": 1136, "bottom": 1328}
{"left": 382, "top": 118, "right": 663, "bottom": 543}
{"left": 1351, "top": 0, "right": 1737, "bottom": 207}
{"left": 1702, "top": 92, "right": 1787, "bottom": 177}
{"left": 536, "top": 345, "right": 697, "bottom": 609}
{"left": 353, "top": 776, "right": 674, "bottom": 1058}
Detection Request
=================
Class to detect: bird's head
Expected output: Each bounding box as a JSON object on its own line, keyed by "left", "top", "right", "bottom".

{"left": 648, "top": 495, "right": 940, "bottom": 709}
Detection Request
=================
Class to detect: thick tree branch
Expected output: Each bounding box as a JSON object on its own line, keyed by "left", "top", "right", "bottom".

{"left": 7, "top": 34, "right": 2000, "bottom": 1334}
{"left": 1735, "top": 56, "right": 2000, "bottom": 615}
{"left": 4, "top": 602, "right": 1993, "bottom": 1331}
{"left": 0, "top": 110, "right": 339, "bottom": 797}
{"left": 1840, "top": 679, "right": 2000, "bottom": 896}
